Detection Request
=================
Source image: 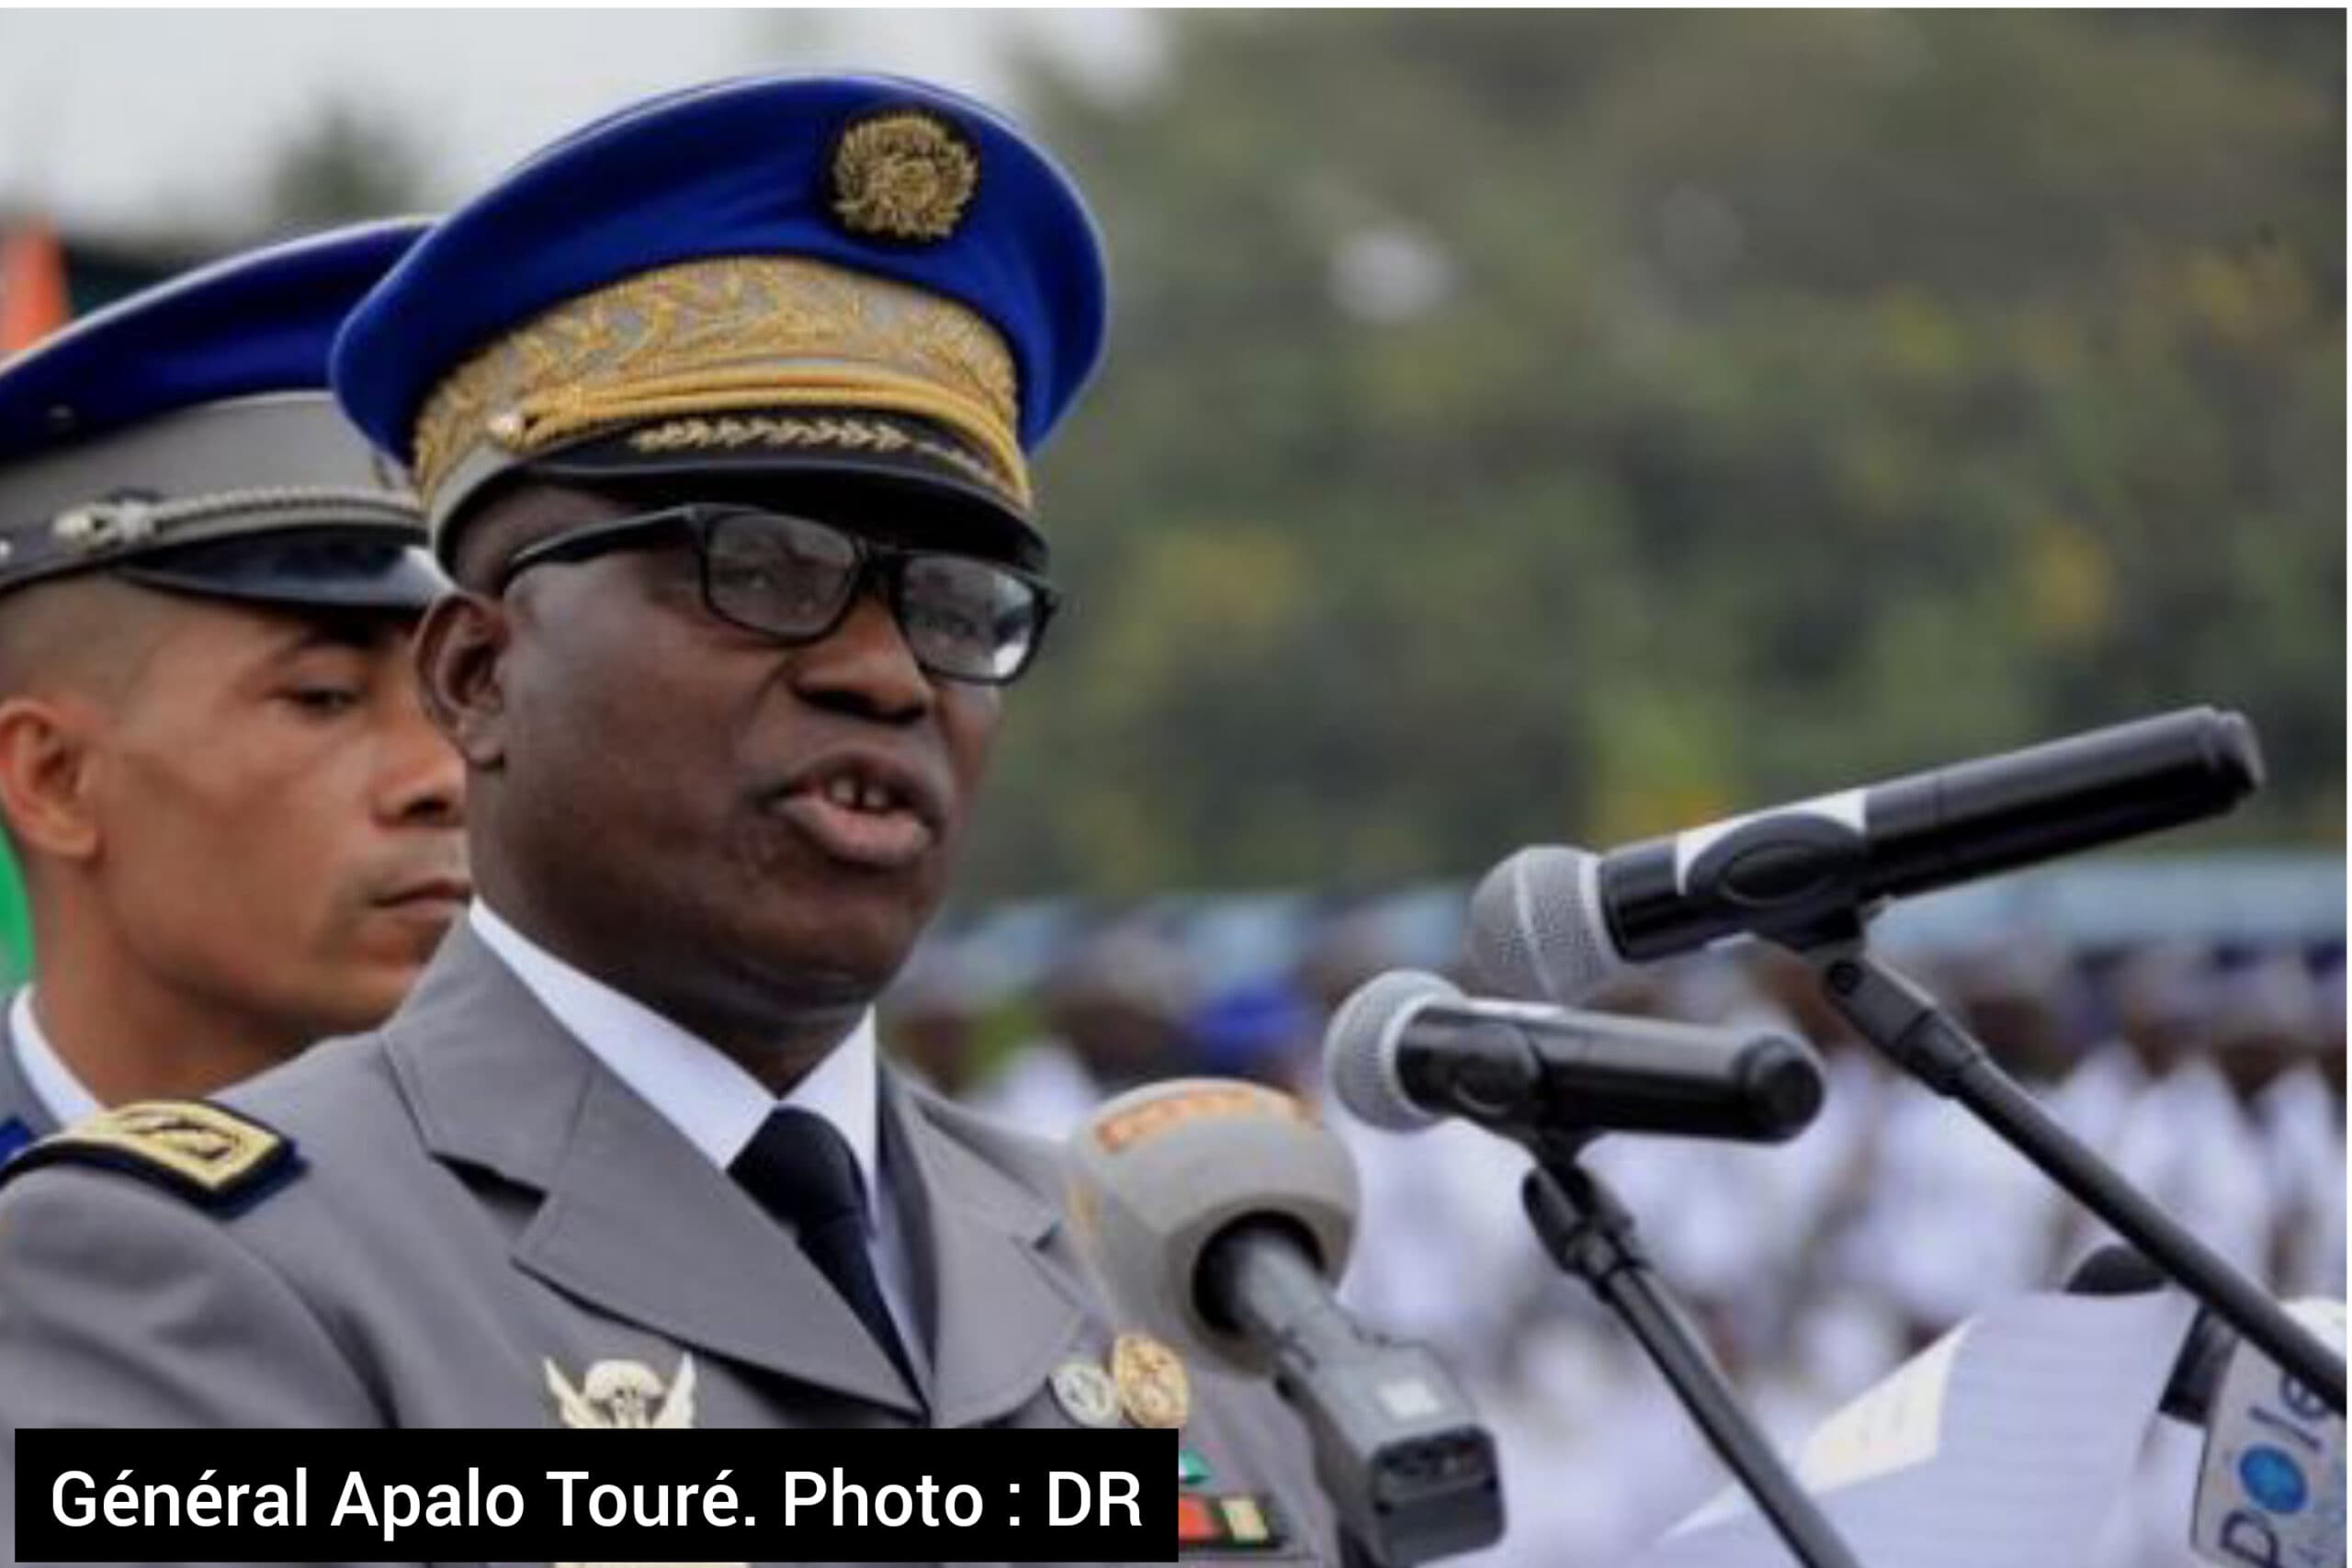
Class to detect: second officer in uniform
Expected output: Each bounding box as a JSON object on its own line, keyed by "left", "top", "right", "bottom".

{"left": 0, "top": 221, "right": 465, "bottom": 1154}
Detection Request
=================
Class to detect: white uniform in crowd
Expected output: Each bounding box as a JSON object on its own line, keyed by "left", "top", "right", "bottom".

{"left": 2107, "top": 1054, "right": 2278, "bottom": 1275}
{"left": 2259, "top": 1063, "right": 2348, "bottom": 1296}
{"left": 2048, "top": 1037, "right": 2152, "bottom": 1152}
{"left": 967, "top": 1036, "right": 1107, "bottom": 1141}
{"left": 1844, "top": 1075, "right": 2068, "bottom": 1323}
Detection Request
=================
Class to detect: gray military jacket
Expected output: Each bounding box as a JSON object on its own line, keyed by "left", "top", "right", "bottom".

{"left": 0, "top": 927, "right": 1336, "bottom": 1567}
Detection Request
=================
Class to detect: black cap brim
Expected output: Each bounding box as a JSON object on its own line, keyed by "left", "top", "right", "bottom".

{"left": 519, "top": 411, "right": 1047, "bottom": 573}
{"left": 115, "top": 529, "right": 446, "bottom": 614}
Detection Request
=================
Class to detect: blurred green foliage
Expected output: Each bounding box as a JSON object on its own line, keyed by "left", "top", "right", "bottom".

{"left": 954, "top": 11, "right": 2345, "bottom": 898}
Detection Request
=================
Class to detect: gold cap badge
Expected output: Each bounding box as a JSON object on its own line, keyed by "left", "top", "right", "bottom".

{"left": 831, "top": 109, "right": 980, "bottom": 243}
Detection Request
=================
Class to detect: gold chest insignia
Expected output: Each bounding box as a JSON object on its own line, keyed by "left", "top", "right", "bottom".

{"left": 544, "top": 1354, "right": 697, "bottom": 1429}
{"left": 831, "top": 109, "right": 980, "bottom": 243}
{"left": 1110, "top": 1331, "right": 1191, "bottom": 1430}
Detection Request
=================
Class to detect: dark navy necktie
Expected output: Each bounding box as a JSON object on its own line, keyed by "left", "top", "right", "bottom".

{"left": 729, "top": 1106, "right": 920, "bottom": 1397}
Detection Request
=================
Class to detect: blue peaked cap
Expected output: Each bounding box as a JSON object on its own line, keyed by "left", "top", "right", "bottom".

{"left": 0, "top": 220, "right": 441, "bottom": 610}
{"left": 331, "top": 73, "right": 1110, "bottom": 552}
{"left": 0, "top": 219, "right": 427, "bottom": 466}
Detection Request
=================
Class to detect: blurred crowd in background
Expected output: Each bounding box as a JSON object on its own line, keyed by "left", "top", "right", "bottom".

{"left": 881, "top": 851, "right": 2346, "bottom": 1566}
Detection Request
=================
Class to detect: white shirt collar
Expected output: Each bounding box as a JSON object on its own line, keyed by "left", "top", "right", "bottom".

{"left": 469, "top": 901, "right": 884, "bottom": 1213}
{"left": 11, "top": 987, "right": 100, "bottom": 1128}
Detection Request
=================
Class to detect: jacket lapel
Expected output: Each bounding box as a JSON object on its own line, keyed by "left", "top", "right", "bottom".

{"left": 385, "top": 925, "right": 921, "bottom": 1417}
{"left": 885, "top": 1073, "right": 1092, "bottom": 1427}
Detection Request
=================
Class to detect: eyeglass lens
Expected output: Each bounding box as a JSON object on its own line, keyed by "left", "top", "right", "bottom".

{"left": 703, "top": 511, "right": 1045, "bottom": 681}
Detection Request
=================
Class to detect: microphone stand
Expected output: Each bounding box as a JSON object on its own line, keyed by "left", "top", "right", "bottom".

{"left": 1519, "top": 1134, "right": 1865, "bottom": 1568}
{"left": 1790, "top": 920, "right": 2346, "bottom": 1415}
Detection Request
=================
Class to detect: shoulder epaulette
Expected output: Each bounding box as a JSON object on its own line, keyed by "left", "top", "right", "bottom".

{"left": 0, "top": 1100, "right": 298, "bottom": 1211}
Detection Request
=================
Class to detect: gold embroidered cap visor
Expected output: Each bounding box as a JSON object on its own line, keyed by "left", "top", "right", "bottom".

{"left": 413, "top": 255, "right": 1045, "bottom": 561}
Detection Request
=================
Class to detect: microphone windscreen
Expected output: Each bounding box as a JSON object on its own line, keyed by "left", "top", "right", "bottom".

{"left": 1065, "top": 1077, "right": 1359, "bottom": 1375}
{"left": 1322, "top": 967, "right": 1457, "bottom": 1132}
{"left": 1467, "top": 844, "right": 1619, "bottom": 1003}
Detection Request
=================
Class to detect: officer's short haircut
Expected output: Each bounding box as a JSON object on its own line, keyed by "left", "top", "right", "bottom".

{"left": 0, "top": 575, "right": 177, "bottom": 710}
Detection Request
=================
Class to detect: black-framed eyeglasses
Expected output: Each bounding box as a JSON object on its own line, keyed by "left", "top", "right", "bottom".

{"left": 495, "top": 504, "right": 1061, "bottom": 684}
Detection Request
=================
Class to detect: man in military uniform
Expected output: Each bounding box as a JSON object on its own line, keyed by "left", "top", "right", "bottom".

{"left": 0, "top": 76, "right": 1334, "bottom": 1564}
{"left": 0, "top": 221, "right": 465, "bottom": 1158}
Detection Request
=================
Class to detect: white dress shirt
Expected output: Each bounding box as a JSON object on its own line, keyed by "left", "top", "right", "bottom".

{"left": 12, "top": 988, "right": 99, "bottom": 1129}
{"left": 469, "top": 902, "right": 923, "bottom": 1364}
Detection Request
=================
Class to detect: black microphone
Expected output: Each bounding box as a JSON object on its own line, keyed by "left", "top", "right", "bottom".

{"left": 1325, "top": 968, "right": 1824, "bottom": 1144}
{"left": 1472, "top": 705, "right": 2263, "bottom": 1001}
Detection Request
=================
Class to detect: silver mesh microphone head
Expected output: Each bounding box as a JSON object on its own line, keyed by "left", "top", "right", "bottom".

{"left": 1322, "top": 967, "right": 1462, "bottom": 1132}
{"left": 1466, "top": 845, "right": 1627, "bottom": 1003}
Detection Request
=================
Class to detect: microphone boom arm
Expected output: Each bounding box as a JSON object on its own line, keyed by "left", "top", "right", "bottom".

{"left": 1797, "top": 929, "right": 2347, "bottom": 1415}
{"left": 1520, "top": 1151, "right": 1864, "bottom": 1568}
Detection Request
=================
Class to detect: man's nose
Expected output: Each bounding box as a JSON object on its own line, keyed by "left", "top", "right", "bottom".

{"left": 375, "top": 668, "right": 466, "bottom": 827}
{"left": 788, "top": 587, "right": 935, "bottom": 725}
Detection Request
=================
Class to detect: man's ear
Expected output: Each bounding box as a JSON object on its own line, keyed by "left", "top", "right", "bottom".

{"left": 0, "top": 695, "right": 105, "bottom": 862}
{"left": 414, "top": 592, "right": 511, "bottom": 771}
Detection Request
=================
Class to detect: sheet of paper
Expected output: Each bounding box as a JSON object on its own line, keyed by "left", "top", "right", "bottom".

{"left": 1630, "top": 1286, "right": 2199, "bottom": 1568}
